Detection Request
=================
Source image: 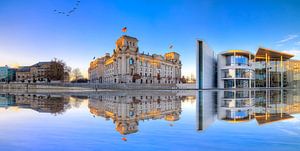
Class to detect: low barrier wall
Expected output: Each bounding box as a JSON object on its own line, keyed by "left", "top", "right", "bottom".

{"left": 0, "top": 83, "right": 180, "bottom": 90}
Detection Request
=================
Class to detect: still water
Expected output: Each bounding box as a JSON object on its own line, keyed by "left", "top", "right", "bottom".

{"left": 0, "top": 90, "right": 300, "bottom": 151}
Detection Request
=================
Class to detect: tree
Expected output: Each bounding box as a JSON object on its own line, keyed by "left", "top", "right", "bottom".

{"left": 47, "top": 58, "right": 72, "bottom": 82}
{"left": 71, "top": 68, "right": 83, "bottom": 82}
{"left": 45, "top": 59, "right": 64, "bottom": 81}
{"left": 180, "top": 76, "right": 187, "bottom": 84}
{"left": 51, "top": 58, "right": 71, "bottom": 72}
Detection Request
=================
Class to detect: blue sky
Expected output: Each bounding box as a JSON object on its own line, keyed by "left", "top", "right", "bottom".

{"left": 1, "top": 0, "right": 300, "bottom": 77}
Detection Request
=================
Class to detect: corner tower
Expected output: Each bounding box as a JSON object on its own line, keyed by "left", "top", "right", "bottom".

{"left": 115, "top": 35, "right": 139, "bottom": 54}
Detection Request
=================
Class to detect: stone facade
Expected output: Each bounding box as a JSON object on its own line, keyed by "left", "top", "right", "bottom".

{"left": 16, "top": 62, "right": 51, "bottom": 82}
{"left": 16, "top": 66, "right": 31, "bottom": 82}
{"left": 16, "top": 62, "right": 64, "bottom": 83}
{"left": 89, "top": 35, "right": 182, "bottom": 85}
{"left": 89, "top": 94, "right": 182, "bottom": 135}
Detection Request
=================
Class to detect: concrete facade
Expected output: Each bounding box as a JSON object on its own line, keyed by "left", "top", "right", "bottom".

{"left": 196, "top": 91, "right": 216, "bottom": 131}
{"left": 196, "top": 43, "right": 300, "bottom": 89}
{"left": 196, "top": 40, "right": 216, "bottom": 89}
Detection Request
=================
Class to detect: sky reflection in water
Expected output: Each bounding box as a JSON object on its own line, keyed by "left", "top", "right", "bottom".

{"left": 0, "top": 90, "right": 300, "bottom": 151}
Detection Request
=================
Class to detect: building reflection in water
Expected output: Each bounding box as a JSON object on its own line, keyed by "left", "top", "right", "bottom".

{"left": 88, "top": 92, "right": 185, "bottom": 135}
{"left": 0, "top": 91, "right": 195, "bottom": 135}
{"left": 197, "top": 89, "right": 300, "bottom": 131}
{"left": 217, "top": 90, "right": 255, "bottom": 123}
{"left": 196, "top": 91, "right": 217, "bottom": 131}
{"left": 0, "top": 93, "right": 72, "bottom": 115}
{"left": 1, "top": 90, "right": 300, "bottom": 135}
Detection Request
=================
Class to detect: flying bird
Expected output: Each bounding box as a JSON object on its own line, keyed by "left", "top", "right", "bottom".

{"left": 53, "top": 0, "right": 81, "bottom": 16}
{"left": 169, "top": 45, "right": 173, "bottom": 49}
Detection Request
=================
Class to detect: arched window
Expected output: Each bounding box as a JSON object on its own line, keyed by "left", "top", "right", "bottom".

{"left": 129, "top": 58, "right": 134, "bottom": 65}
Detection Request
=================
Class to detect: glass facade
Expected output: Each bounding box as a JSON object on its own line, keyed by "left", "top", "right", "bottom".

{"left": 224, "top": 80, "right": 235, "bottom": 88}
{"left": 224, "top": 91, "right": 250, "bottom": 98}
{"left": 0, "top": 67, "right": 16, "bottom": 82}
{"left": 226, "top": 55, "right": 249, "bottom": 66}
{"left": 236, "top": 69, "right": 250, "bottom": 78}
{"left": 236, "top": 79, "right": 249, "bottom": 88}
{"left": 222, "top": 69, "right": 253, "bottom": 79}
{"left": 285, "top": 60, "right": 300, "bottom": 88}
{"left": 219, "top": 49, "right": 300, "bottom": 88}
{"left": 221, "top": 69, "right": 235, "bottom": 78}
{"left": 253, "top": 60, "right": 300, "bottom": 88}
{"left": 220, "top": 52, "right": 254, "bottom": 89}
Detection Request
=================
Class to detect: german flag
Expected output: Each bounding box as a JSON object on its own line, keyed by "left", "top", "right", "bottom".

{"left": 122, "top": 27, "right": 127, "bottom": 32}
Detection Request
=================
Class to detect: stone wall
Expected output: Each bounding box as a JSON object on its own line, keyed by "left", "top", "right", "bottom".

{"left": 0, "top": 83, "right": 182, "bottom": 90}
{"left": 0, "top": 83, "right": 86, "bottom": 90}
{"left": 64, "top": 83, "right": 178, "bottom": 90}
{"left": 0, "top": 83, "right": 201, "bottom": 90}
{"left": 176, "top": 83, "right": 196, "bottom": 89}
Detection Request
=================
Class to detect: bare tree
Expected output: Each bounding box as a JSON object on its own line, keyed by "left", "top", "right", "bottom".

{"left": 47, "top": 58, "right": 72, "bottom": 82}
{"left": 71, "top": 68, "right": 83, "bottom": 82}
{"left": 52, "top": 58, "right": 71, "bottom": 73}
{"left": 45, "top": 58, "right": 64, "bottom": 81}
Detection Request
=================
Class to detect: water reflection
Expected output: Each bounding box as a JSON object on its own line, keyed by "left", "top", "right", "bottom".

{"left": 0, "top": 93, "right": 71, "bottom": 114}
{"left": 88, "top": 92, "right": 184, "bottom": 135}
{"left": 1, "top": 90, "right": 300, "bottom": 134}
{"left": 196, "top": 89, "right": 300, "bottom": 131}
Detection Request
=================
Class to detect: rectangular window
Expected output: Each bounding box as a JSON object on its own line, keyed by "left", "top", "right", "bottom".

{"left": 224, "top": 79, "right": 234, "bottom": 88}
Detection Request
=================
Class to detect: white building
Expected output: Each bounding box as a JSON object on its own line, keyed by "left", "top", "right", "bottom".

{"left": 217, "top": 50, "right": 255, "bottom": 88}
{"left": 89, "top": 35, "right": 182, "bottom": 85}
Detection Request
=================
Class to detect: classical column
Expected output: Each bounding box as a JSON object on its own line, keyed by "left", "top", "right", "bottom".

{"left": 121, "top": 54, "right": 126, "bottom": 75}
{"left": 265, "top": 53, "right": 268, "bottom": 88}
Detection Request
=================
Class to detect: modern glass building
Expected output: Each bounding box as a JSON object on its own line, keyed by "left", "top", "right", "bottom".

{"left": 217, "top": 50, "right": 255, "bottom": 89}
{"left": 253, "top": 48, "right": 295, "bottom": 88}
{"left": 215, "top": 89, "right": 300, "bottom": 124}
{"left": 196, "top": 38, "right": 300, "bottom": 89}
{"left": 0, "top": 66, "right": 16, "bottom": 83}
{"left": 197, "top": 46, "right": 300, "bottom": 89}
{"left": 217, "top": 90, "right": 255, "bottom": 122}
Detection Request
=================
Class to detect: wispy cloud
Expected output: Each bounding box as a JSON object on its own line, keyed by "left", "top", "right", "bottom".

{"left": 295, "top": 41, "right": 300, "bottom": 45}
{"left": 279, "top": 128, "right": 299, "bottom": 136}
{"left": 283, "top": 48, "right": 300, "bottom": 59}
{"left": 277, "top": 34, "right": 298, "bottom": 44}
